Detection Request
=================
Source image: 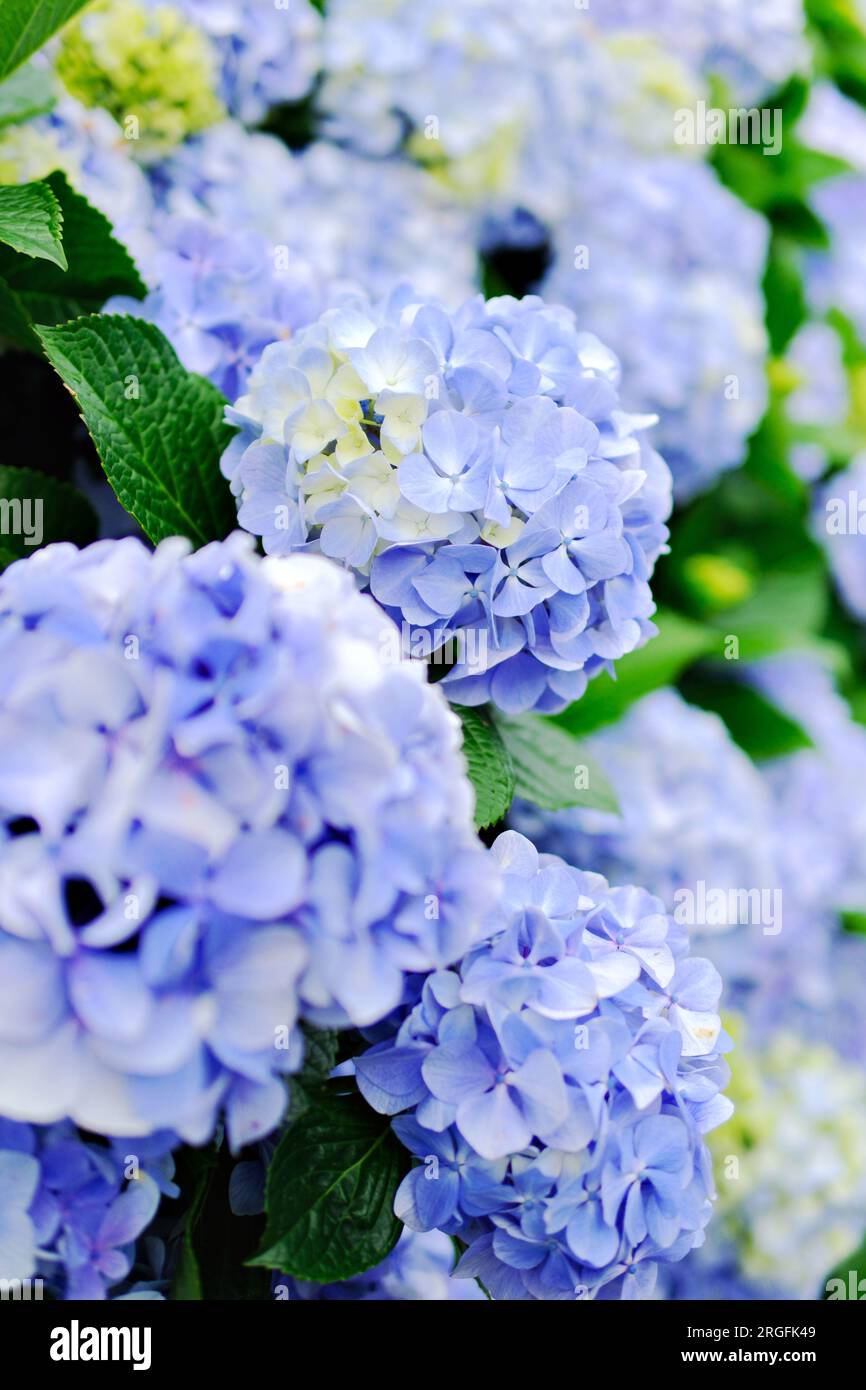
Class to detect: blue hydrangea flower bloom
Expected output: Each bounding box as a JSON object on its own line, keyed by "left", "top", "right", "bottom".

{"left": 806, "top": 176, "right": 866, "bottom": 342}
{"left": 0, "top": 1118, "right": 176, "bottom": 1299}
{"left": 542, "top": 158, "right": 769, "bottom": 500}
{"left": 784, "top": 321, "right": 848, "bottom": 482}
{"left": 799, "top": 81, "right": 866, "bottom": 176}
{"left": 149, "top": 0, "right": 322, "bottom": 124}
{"left": 512, "top": 689, "right": 775, "bottom": 918}
{"left": 593, "top": 0, "right": 809, "bottom": 104}
{"left": 151, "top": 124, "right": 481, "bottom": 305}
{"left": 747, "top": 656, "right": 866, "bottom": 919}
{"left": 317, "top": 0, "right": 700, "bottom": 207}
{"left": 812, "top": 455, "right": 866, "bottom": 622}
{"left": 698, "top": 656, "right": 866, "bottom": 1064}
{"left": 354, "top": 831, "right": 732, "bottom": 1300}
{"left": 0, "top": 536, "right": 497, "bottom": 1146}
{"left": 222, "top": 285, "right": 672, "bottom": 715}
{"left": 106, "top": 213, "right": 334, "bottom": 400}
{"left": 278, "top": 1228, "right": 486, "bottom": 1301}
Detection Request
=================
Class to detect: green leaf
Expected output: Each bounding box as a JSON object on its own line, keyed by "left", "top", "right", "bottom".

{"left": 0, "top": 179, "right": 65, "bottom": 267}
{"left": 842, "top": 911, "right": 866, "bottom": 938}
{"left": 37, "top": 314, "right": 237, "bottom": 546}
{"left": 0, "top": 463, "right": 97, "bottom": 567}
{"left": 679, "top": 674, "right": 812, "bottom": 762}
{"left": 0, "top": 0, "right": 92, "bottom": 82}
{"left": 0, "top": 61, "right": 56, "bottom": 128}
{"left": 0, "top": 170, "right": 145, "bottom": 350}
{"left": 298, "top": 1024, "right": 339, "bottom": 1088}
{"left": 250, "top": 1085, "right": 409, "bottom": 1282}
{"left": 495, "top": 713, "right": 618, "bottom": 814}
{"left": 554, "top": 610, "right": 717, "bottom": 738}
{"left": 458, "top": 706, "right": 516, "bottom": 829}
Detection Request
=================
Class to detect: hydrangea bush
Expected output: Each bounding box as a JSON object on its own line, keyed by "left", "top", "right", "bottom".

{"left": 1, "top": 0, "right": 866, "bottom": 1311}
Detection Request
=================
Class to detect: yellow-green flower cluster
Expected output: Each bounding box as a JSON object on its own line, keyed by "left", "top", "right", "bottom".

{"left": 710, "top": 1018, "right": 866, "bottom": 1298}
{"left": 55, "top": 0, "right": 223, "bottom": 160}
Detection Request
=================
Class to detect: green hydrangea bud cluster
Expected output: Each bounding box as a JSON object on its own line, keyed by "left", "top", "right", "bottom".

{"left": 55, "top": 0, "right": 223, "bottom": 160}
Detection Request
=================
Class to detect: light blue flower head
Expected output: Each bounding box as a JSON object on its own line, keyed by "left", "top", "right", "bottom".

{"left": 0, "top": 535, "right": 497, "bottom": 1147}
{"left": 542, "top": 158, "right": 769, "bottom": 500}
{"left": 0, "top": 1117, "right": 176, "bottom": 1300}
{"left": 221, "top": 284, "right": 672, "bottom": 715}
{"left": 593, "top": 0, "right": 809, "bottom": 104}
{"left": 151, "top": 124, "right": 481, "bottom": 305}
{"left": 354, "top": 830, "right": 732, "bottom": 1301}
{"left": 812, "top": 454, "right": 866, "bottom": 623}
{"left": 512, "top": 689, "right": 776, "bottom": 917}
{"left": 106, "top": 212, "right": 335, "bottom": 400}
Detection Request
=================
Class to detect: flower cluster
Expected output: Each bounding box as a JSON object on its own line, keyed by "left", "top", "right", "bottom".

{"left": 746, "top": 656, "right": 866, "bottom": 920}
{"left": 223, "top": 285, "right": 672, "bottom": 714}
{"left": 354, "top": 832, "right": 732, "bottom": 1300}
{"left": 784, "top": 321, "right": 849, "bottom": 482}
{"left": 806, "top": 175, "right": 866, "bottom": 342}
{"left": 54, "top": 0, "right": 224, "bottom": 160}
{"left": 317, "top": 0, "right": 562, "bottom": 187}
{"left": 0, "top": 1118, "right": 177, "bottom": 1299}
{"left": 152, "top": 124, "right": 481, "bottom": 304}
{"left": 152, "top": 0, "right": 323, "bottom": 124}
{"left": 542, "top": 158, "right": 769, "bottom": 499}
{"left": 280, "top": 1229, "right": 486, "bottom": 1301}
{"left": 318, "top": 0, "right": 700, "bottom": 212}
{"left": 706, "top": 1024, "right": 866, "bottom": 1299}
{"left": 813, "top": 456, "right": 866, "bottom": 622}
{"left": 106, "top": 213, "right": 335, "bottom": 401}
{"left": 512, "top": 689, "right": 775, "bottom": 917}
{"left": 593, "top": 0, "right": 809, "bottom": 103}
{"left": 695, "top": 657, "right": 866, "bottom": 1064}
{"left": 0, "top": 535, "right": 497, "bottom": 1147}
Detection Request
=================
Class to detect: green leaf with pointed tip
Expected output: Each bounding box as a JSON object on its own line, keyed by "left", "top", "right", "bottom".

{"left": 0, "top": 179, "right": 65, "bottom": 267}
{"left": 0, "top": 463, "right": 98, "bottom": 568}
{"left": 0, "top": 0, "right": 92, "bottom": 82}
{"left": 37, "top": 314, "right": 237, "bottom": 546}
{"left": 0, "top": 61, "right": 56, "bottom": 128}
{"left": 495, "top": 714, "right": 618, "bottom": 814}
{"left": 0, "top": 170, "right": 145, "bottom": 350}
{"left": 250, "top": 1085, "right": 408, "bottom": 1282}
{"left": 458, "top": 706, "right": 516, "bottom": 829}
